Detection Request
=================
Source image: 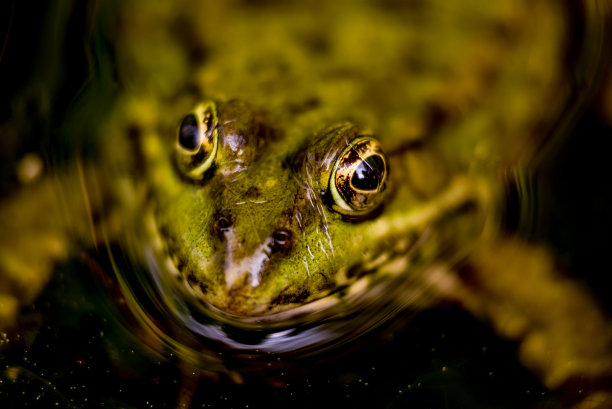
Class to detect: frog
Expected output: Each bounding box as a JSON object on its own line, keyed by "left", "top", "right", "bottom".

{"left": 1, "top": 0, "right": 612, "bottom": 407}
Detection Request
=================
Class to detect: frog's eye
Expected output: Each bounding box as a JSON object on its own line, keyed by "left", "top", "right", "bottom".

{"left": 329, "top": 136, "right": 388, "bottom": 216}
{"left": 175, "top": 101, "right": 219, "bottom": 180}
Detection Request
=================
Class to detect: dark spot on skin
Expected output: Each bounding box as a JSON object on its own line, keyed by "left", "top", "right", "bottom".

{"left": 183, "top": 82, "right": 205, "bottom": 100}
{"left": 175, "top": 257, "right": 185, "bottom": 272}
{"left": 270, "top": 286, "right": 310, "bottom": 305}
{"left": 166, "top": 81, "right": 204, "bottom": 102}
{"left": 170, "top": 15, "right": 209, "bottom": 65}
{"left": 347, "top": 265, "right": 363, "bottom": 279}
{"left": 425, "top": 102, "right": 450, "bottom": 132}
{"left": 294, "top": 26, "right": 331, "bottom": 56}
{"left": 479, "top": 65, "right": 500, "bottom": 91}
{"left": 198, "top": 282, "right": 208, "bottom": 293}
{"left": 402, "top": 53, "right": 426, "bottom": 74}
{"left": 333, "top": 285, "right": 350, "bottom": 297}
{"left": 253, "top": 120, "right": 278, "bottom": 144}
{"left": 287, "top": 97, "right": 322, "bottom": 114}
{"left": 306, "top": 35, "right": 330, "bottom": 55}
{"left": 490, "top": 20, "right": 519, "bottom": 44}
{"left": 187, "top": 43, "right": 208, "bottom": 65}
{"left": 423, "top": 101, "right": 461, "bottom": 135}
{"left": 302, "top": 97, "right": 321, "bottom": 110}
{"left": 346, "top": 265, "right": 378, "bottom": 279}
{"left": 186, "top": 272, "right": 198, "bottom": 285}
{"left": 245, "top": 186, "right": 260, "bottom": 198}
{"left": 158, "top": 222, "right": 170, "bottom": 237}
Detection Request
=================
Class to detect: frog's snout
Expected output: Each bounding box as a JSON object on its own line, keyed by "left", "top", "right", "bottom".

{"left": 222, "top": 231, "right": 273, "bottom": 289}
{"left": 220, "top": 227, "right": 294, "bottom": 289}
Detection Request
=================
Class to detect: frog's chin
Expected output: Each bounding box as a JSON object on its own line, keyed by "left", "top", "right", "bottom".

{"left": 203, "top": 277, "right": 275, "bottom": 317}
{"left": 203, "top": 293, "right": 343, "bottom": 325}
{"left": 176, "top": 268, "right": 337, "bottom": 320}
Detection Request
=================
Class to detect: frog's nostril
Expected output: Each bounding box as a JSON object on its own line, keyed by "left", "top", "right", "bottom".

{"left": 217, "top": 217, "right": 232, "bottom": 229}
{"left": 213, "top": 214, "right": 233, "bottom": 238}
{"left": 271, "top": 229, "right": 293, "bottom": 252}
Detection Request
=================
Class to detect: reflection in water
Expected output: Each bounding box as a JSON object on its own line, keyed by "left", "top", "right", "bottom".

{"left": 1, "top": 1, "right": 612, "bottom": 408}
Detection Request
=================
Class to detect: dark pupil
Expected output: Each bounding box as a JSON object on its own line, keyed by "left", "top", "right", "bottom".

{"left": 178, "top": 113, "right": 200, "bottom": 150}
{"left": 351, "top": 155, "right": 384, "bottom": 191}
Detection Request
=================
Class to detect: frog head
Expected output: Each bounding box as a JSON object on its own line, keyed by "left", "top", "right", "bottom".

{"left": 142, "top": 99, "right": 489, "bottom": 318}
